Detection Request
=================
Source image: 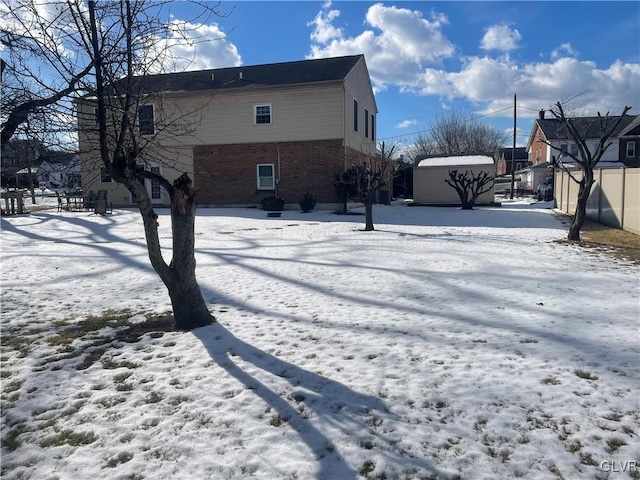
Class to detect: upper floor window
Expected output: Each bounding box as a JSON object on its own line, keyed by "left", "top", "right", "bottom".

{"left": 255, "top": 104, "right": 272, "bottom": 124}
{"left": 570, "top": 144, "right": 578, "bottom": 156}
{"left": 138, "top": 105, "right": 155, "bottom": 136}
{"left": 364, "top": 108, "right": 369, "bottom": 138}
{"left": 256, "top": 164, "right": 275, "bottom": 190}
{"left": 560, "top": 144, "right": 568, "bottom": 153}
{"left": 353, "top": 99, "right": 358, "bottom": 132}
{"left": 371, "top": 113, "right": 375, "bottom": 141}
{"left": 627, "top": 141, "right": 636, "bottom": 157}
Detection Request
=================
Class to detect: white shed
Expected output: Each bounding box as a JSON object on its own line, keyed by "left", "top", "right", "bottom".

{"left": 413, "top": 155, "right": 495, "bottom": 205}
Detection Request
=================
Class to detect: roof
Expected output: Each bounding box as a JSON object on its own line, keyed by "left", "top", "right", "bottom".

{"left": 497, "top": 147, "right": 528, "bottom": 161}
{"left": 535, "top": 115, "right": 635, "bottom": 141}
{"left": 113, "top": 55, "right": 364, "bottom": 94}
{"left": 417, "top": 155, "right": 494, "bottom": 167}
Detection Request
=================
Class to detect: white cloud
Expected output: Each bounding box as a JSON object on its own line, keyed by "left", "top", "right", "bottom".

{"left": 480, "top": 24, "right": 521, "bottom": 52}
{"left": 308, "top": 1, "right": 343, "bottom": 44}
{"left": 306, "top": 3, "right": 639, "bottom": 121}
{"left": 551, "top": 43, "right": 579, "bottom": 60}
{"left": 308, "top": 3, "right": 455, "bottom": 91}
{"left": 416, "top": 56, "right": 639, "bottom": 119}
{"left": 150, "top": 21, "right": 242, "bottom": 73}
{"left": 396, "top": 119, "right": 417, "bottom": 129}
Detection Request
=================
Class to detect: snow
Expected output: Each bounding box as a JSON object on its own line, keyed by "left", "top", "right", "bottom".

{"left": 1, "top": 200, "right": 639, "bottom": 480}
{"left": 417, "top": 155, "right": 494, "bottom": 167}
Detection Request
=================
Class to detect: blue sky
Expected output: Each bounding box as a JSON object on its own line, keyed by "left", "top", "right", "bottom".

{"left": 140, "top": 1, "right": 640, "bottom": 148}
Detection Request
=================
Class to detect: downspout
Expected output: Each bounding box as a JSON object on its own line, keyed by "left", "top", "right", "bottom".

{"left": 276, "top": 147, "right": 281, "bottom": 197}
{"left": 343, "top": 82, "right": 347, "bottom": 170}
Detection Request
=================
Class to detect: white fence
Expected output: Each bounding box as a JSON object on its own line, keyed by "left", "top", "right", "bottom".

{"left": 554, "top": 167, "right": 640, "bottom": 235}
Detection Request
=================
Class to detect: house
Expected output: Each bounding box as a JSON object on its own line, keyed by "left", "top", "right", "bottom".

{"left": 78, "top": 55, "right": 378, "bottom": 208}
{"left": 617, "top": 114, "right": 640, "bottom": 168}
{"left": 525, "top": 110, "right": 636, "bottom": 193}
{"left": 36, "top": 152, "right": 81, "bottom": 189}
{"left": 1, "top": 139, "right": 47, "bottom": 188}
{"left": 412, "top": 154, "right": 495, "bottom": 205}
{"left": 494, "top": 147, "right": 529, "bottom": 177}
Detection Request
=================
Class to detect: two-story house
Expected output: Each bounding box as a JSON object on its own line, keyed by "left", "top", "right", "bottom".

{"left": 494, "top": 147, "right": 529, "bottom": 177}
{"left": 524, "top": 110, "right": 636, "bottom": 192}
{"left": 78, "top": 55, "right": 378, "bottom": 208}
{"left": 617, "top": 115, "right": 640, "bottom": 168}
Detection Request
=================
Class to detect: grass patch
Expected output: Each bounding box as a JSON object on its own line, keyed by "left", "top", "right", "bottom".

{"left": 558, "top": 219, "right": 640, "bottom": 265}
{"left": 40, "top": 429, "right": 97, "bottom": 447}
{"left": 605, "top": 436, "right": 627, "bottom": 454}
{"left": 541, "top": 376, "right": 561, "bottom": 385}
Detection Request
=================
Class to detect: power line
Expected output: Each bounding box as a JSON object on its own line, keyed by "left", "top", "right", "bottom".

{"left": 378, "top": 105, "right": 514, "bottom": 141}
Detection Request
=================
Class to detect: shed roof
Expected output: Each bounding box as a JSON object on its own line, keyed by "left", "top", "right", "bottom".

{"left": 417, "top": 155, "right": 494, "bottom": 167}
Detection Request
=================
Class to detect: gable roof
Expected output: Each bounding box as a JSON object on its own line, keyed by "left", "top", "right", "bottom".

{"left": 497, "top": 147, "right": 528, "bottom": 161}
{"left": 535, "top": 115, "right": 635, "bottom": 141}
{"left": 618, "top": 114, "right": 640, "bottom": 137}
{"left": 116, "top": 55, "right": 364, "bottom": 94}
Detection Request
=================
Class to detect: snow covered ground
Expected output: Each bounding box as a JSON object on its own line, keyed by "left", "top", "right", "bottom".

{"left": 1, "top": 201, "right": 638, "bottom": 479}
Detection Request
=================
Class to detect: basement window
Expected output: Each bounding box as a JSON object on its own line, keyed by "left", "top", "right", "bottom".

{"left": 257, "top": 164, "right": 275, "bottom": 190}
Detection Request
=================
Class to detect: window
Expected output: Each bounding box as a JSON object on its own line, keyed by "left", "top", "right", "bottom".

{"left": 371, "top": 113, "right": 375, "bottom": 141}
{"left": 627, "top": 141, "right": 636, "bottom": 157}
{"left": 100, "top": 166, "right": 112, "bottom": 183}
{"left": 353, "top": 99, "right": 358, "bottom": 132}
{"left": 516, "top": 163, "right": 522, "bottom": 171}
{"left": 570, "top": 144, "right": 578, "bottom": 156}
{"left": 365, "top": 108, "right": 369, "bottom": 138}
{"left": 255, "top": 104, "right": 271, "bottom": 124}
{"left": 560, "top": 144, "right": 568, "bottom": 153}
{"left": 150, "top": 166, "right": 161, "bottom": 200}
{"left": 138, "top": 105, "right": 155, "bottom": 135}
{"left": 257, "top": 164, "right": 275, "bottom": 190}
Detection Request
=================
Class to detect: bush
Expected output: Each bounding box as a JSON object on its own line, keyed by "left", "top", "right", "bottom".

{"left": 299, "top": 192, "right": 317, "bottom": 213}
{"left": 260, "top": 195, "right": 285, "bottom": 211}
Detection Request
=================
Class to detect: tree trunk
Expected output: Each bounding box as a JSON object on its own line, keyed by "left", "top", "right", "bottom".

{"left": 133, "top": 174, "right": 214, "bottom": 330}
{"left": 364, "top": 199, "right": 374, "bottom": 231}
{"left": 568, "top": 176, "right": 593, "bottom": 241}
{"left": 168, "top": 182, "right": 215, "bottom": 329}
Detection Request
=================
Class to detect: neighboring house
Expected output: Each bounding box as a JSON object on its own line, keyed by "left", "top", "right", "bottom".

{"left": 37, "top": 152, "right": 81, "bottom": 189}
{"left": 1, "top": 139, "right": 47, "bottom": 188}
{"left": 494, "top": 147, "right": 529, "bottom": 177}
{"left": 413, "top": 154, "right": 495, "bottom": 205}
{"left": 525, "top": 110, "right": 636, "bottom": 193}
{"left": 617, "top": 114, "right": 640, "bottom": 168}
{"left": 78, "top": 55, "right": 378, "bottom": 207}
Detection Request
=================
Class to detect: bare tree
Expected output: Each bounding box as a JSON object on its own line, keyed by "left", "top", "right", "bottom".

{"left": 351, "top": 141, "right": 398, "bottom": 231}
{"left": 0, "top": 0, "right": 92, "bottom": 147}
{"left": 546, "top": 102, "right": 632, "bottom": 241}
{"left": 5, "top": 0, "right": 229, "bottom": 329}
{"left": 408, "top": 111, "right": 508, "bottom": 161}
{"left": 444, "top": 170, "right": 493, "bottom": 210}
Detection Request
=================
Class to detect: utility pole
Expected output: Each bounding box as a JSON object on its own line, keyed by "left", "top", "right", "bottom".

{"left": 509, "top": 93, "right": 516, "bottom": 199}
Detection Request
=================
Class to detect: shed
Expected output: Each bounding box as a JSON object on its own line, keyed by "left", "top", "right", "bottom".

{"left": 413, "top": 155, "right": 495, "bottom": 205}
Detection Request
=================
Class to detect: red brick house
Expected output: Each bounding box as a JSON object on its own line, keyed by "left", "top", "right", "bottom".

{"left": 79, "top": 55, "right": 378, "bottom": 208}
{"left": 524, "top": 110, "right": 636, "bottom": 192}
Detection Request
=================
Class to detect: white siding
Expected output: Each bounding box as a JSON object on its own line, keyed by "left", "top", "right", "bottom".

{"left": 155, "top": 82, "right": 345, "bottom": 146}
{"left": 344, "top": 57, "right": 377, "bottom": 156}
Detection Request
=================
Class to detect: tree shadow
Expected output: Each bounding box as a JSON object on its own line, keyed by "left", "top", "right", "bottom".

{"left": 192, "top": 322, "right": 456, "bottom": 479}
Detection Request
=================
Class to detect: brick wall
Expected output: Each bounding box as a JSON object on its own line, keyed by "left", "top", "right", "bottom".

{"left": 194, "top": 139, "right": 362, "bottom": 205}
